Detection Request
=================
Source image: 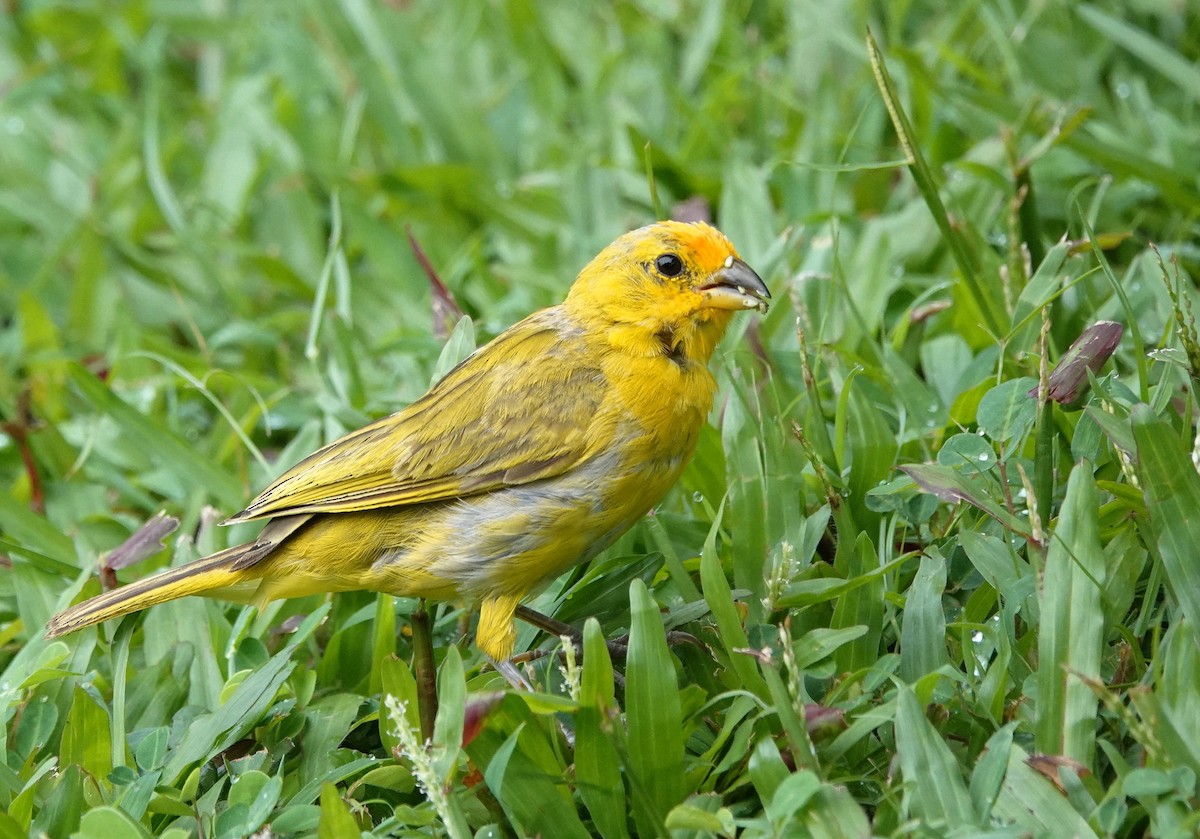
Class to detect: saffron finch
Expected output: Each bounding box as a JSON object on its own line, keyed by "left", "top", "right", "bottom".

{"left": 46, "top": 220, "right": 770, "bottom": 659}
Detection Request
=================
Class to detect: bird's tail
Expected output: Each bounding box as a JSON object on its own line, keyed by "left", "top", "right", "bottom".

{"left": 45, "top": 543, "right": 266, "bottom": 638}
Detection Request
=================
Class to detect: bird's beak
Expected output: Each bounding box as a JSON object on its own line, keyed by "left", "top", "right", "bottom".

{"left": 698, "top": 256, "right": 771, "bottom": 313}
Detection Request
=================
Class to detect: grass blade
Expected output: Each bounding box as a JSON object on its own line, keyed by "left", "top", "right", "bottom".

{"left": 1077, "top": 6, "right": 1200, "bottom": 98}
{"left": 626, "top": 579, "right": 684, "bottom": 838}
{"left": 699, "top": 503, "right": 771, "bottom": 700}
{"left": 899, "top": 548, "right": 948, "bottom": 681}
{"left": 67, "top": 365, "right": 244, "bottom": 508}
{"left": 992, "top": 744, "right": 1100, "bottom": 838}
{"left": 895, "top": 685, "right": 976, "bottom": 828}
{"left": 1034, "top": 461, "right": 1105, "bottom": 767}
{"left": 866, "top": 29, "right": 1003, "bottom": 336}
{"left": 575, "top": 619, "right": 629, "bottom": 839}
{"left": 163, "top": 604, "right": 329, "bottom": 782}
{"left": 1132, "top": 405, "right": 1200, "bottom": 632}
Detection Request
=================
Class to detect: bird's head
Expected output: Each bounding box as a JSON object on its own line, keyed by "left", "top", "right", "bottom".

{"left": 565, "top": 221, "right": 770, "bottom": 364}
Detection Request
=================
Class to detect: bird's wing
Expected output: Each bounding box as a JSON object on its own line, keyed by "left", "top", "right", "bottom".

{"left": 228, "top": 308, "right": 609, "bottom": 522}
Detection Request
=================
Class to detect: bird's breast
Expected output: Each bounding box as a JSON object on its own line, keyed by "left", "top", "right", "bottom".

{"left": 603, "top": 349, "right": 717, "bottom": 447}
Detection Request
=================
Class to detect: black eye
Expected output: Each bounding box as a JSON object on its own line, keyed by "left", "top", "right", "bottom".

{"left": 655, "top": 253, "right": 684, "bottom": 277}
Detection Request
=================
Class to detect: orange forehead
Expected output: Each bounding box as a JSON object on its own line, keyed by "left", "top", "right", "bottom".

{"left": 629, "top": 220, "right": 737, "bottom": 273}
{"left": 672, "top": 222, "right": 736, "bottom": 271}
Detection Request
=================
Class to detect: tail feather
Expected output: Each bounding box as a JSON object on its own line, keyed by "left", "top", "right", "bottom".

{"left": 45, "top": 543, "right": 265, "bottom": 638}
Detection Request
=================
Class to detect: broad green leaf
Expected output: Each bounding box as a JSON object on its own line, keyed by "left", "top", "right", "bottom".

{"left": 163, "top": 604, "right": 329, "bottom": 782}
{"left": 959, "top": 531, "right": 1034, "bottom": 599}
{"left": 722, "top": 375, "right": 770, "bottom": 604}
{"left": 977, "top": 377, "right": 1038, "bottom": 455}
{"left": 969, "top": 723, "right": 1015, "bottom": 822}
{"left": 368, "top": 593, "right": 397, "bottom": 696}
{"left": 429, "top": 315, "right": 476, "bottom": 383}
{"left": 13, "top": 695, "right": 57, "bottom": 760}
{"left": 899, "top": 549, "right": 948, "bottom": 681}
{"left": 379, "top": 654, "right": 419, "bottom": 754}
{"left": 575, "top": 619, "right": 629, "bottom": 839}
{"left": 626, "top": 579, "right": 685, "bottom": 836}
{"left": 1158, "top": 621, "right": 1200, "bottom": 766}
{"left": 992, "top": 744, "right": 1099, "bottom": 838}
{"left": 841, "top": 373, "right": 900, "bottom": 528}
{"left": 895, "top": 686, "right": 976, "bottom": 828}
{"left": 748, "top": 736, "right": 790, "bottom": 802}
{"left": 699, "top": 510, "right": 770, "bottom": 699}
{"left": 31, "top": 764, "right": 83, "bottom": 839}
{"left": 665, "top": 800, "right": 736, "bottom": 835}
{"left": 235, "top": 771, "right": 282, "bottom": 835}
{"left": 777, "top": 554, "right": 911, "bottom": 611}
{"left": 1127, "top": 677, "right": 1200, "bottom": 774}
{"left": 765, "top": 770, "right": 820, "bottom": 825}
{"left": 1085, "top": 404, "right": 1136, "bottom": 456}
{"left": 789, "top": 626, "right": 870, "bottom": 671}
{"left": 1036, "top": 462, "right": 1105, "bottom": 767}
{"left": 67, "top": 365, "right": 244, "bottom": 508}
{"left": 299, "top": 694, "right": 364, "bottom": 788}
{"left": 1132, "top": 406, "right": 1200, "bottom": 632}
{"left": 511, "top": 690, "right": 577, "bottom": 714}
{"left": 59, "top": 686, "right": 112, "bottom": 779}
{"left": 831, "top": 534, "right": 883, "bottom": 674}
{"left": 317, "top": 783, "right": 360, "bottom": 839}
{"left": 133, "top": 726, "right": 168, "bottom": 772}
{"left": 0, "top": 813, "right": 24, "bottom": 839}
{"left": 800, "top": 786, "right": 872, "bottom": 839}
{"left": 936, "top": 432, "right": 997, "bottom": 473}
{"left": 431, "top": 645, "right": 465, "bottom": 779}
{"left": 468, "top": 706, "right": 589, "bottom": 839}
{"left": 75, "top": 806, "right": 150, "bottom": 839}
{"left": 760, "top": 660, "right": 819, "bottom": 773}
{"left": 1012, "top": 238, "right": 1071, "bottom": 327}
{"left": 0, "top": 501, "right": 76, "bottom": 570}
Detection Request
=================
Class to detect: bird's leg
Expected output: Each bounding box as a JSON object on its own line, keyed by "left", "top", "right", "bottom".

{"left": 513, "top": 604, "right": 703, "bottom": 660}
{"left": 514, "top": 604, "right": 580, "bottom": 644}
{"left": 488, "top": 656, "right": 534, "bottom": 691}
{"left": 411, "top": 599, "right": 437, "bottom": 742}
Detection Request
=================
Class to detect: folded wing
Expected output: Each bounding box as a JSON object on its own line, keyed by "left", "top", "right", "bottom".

{"left": 227, "top": 308, "right": 608, "bottom": 522}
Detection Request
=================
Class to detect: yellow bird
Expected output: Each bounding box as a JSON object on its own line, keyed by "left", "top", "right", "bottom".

{"left": 46, "top": 221, "right": 770, "bottom": 659}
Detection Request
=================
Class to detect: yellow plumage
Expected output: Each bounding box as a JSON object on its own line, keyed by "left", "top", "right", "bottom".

{"left": 46, "top": 221, "right": 770, "bottom": 659}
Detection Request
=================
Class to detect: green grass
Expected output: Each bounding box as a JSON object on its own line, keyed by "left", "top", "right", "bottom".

{"left": 3, "top": 1, "right": 1200, "bottom": 836}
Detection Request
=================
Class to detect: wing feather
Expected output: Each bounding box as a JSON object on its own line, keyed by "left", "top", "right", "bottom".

{"left": 227, "top": 308, "right": 608, "bottom": 522}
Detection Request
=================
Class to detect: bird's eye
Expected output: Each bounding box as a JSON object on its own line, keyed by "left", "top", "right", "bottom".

{"left": 655, "top": 253, "right": 684, "bottom": 277}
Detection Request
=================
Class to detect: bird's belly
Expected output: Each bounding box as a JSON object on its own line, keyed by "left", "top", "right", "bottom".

{"left": 372, "top": 444, "right": 686, "bottom": 599}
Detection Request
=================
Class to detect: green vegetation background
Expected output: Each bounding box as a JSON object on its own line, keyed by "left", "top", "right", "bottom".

{"left": 3, "top": 1, "right": 1200, "bottom": 837}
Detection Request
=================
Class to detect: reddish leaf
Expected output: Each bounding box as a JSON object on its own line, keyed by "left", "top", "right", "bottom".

{"left": 461, "top": 692, "right": 503, "bottom": 747}
{"left": 406, "top": 226, "right": 464, "bottom": 340}
{"left": 103, "top": 512, "right": 180, "bottom": 572}
{"left": 1030, "top": 321, "right": 1123, "bottom": 404}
